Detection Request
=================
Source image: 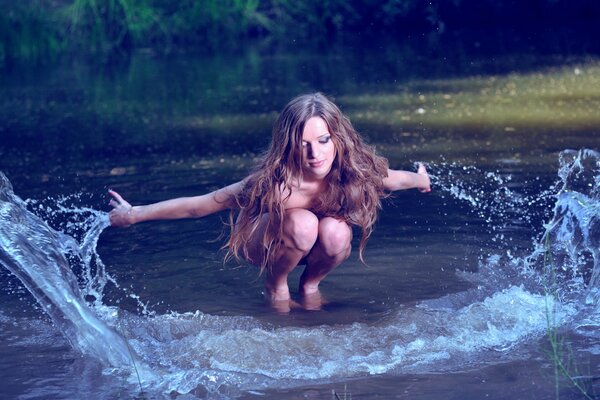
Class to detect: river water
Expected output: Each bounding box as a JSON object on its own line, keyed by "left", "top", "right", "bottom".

{"left": 1, "top": 36, "right": 600, "bottom": 399}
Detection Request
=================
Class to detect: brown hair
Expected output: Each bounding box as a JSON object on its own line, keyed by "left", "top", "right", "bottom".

{"left": 226, "top": 93, "right": 389, "bottom": 272}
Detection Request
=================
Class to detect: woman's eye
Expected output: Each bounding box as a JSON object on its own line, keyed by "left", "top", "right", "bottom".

{"left": 319, "top": 137, "right": 331, "bottom": 144}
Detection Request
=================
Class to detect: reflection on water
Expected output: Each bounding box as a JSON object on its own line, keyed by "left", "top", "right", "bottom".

{"left": 2, "top": 43, "right": 600, "bottom": 178}
{"left": 1, "top": 40, "right": 600, "bottom": 399}
{"left": 344, "top": 63, "right": 600, "bottom": 129}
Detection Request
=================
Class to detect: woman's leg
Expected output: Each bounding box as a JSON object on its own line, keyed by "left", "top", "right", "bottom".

{"left": 245, "top": 208, "right": 319, "bottom": 302}
{"left": 299, "top": 217, "right": 352, "bottom": 295}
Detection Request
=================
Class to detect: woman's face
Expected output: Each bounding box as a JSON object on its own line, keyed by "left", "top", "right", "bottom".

{"left": 301, "top": 117, "right": 336, "bottom": 181}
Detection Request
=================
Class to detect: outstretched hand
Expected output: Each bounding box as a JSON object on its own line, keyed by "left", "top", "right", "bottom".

{"left": 108, "top": 190, "right": 134, "bottom": 227}
{"left": 417, "top": 163, "right": 432, "bottom": 193}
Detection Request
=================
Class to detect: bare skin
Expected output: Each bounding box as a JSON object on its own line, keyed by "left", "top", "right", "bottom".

{"left": 108, "top": 117, "right": 431, "bottom": 312}
{"left": 245, "top": 117, "right": 429, "bottom": 308}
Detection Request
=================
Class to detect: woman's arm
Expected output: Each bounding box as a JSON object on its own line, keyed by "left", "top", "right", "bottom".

{"left": 382, "top": 163, "right": 431, "bottom": 193}
{"left": 108, "top": 180, "right": 244, "bottom": 227}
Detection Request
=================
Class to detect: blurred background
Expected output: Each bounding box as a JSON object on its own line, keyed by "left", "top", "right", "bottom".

{"left": 2, "top": 0, "right": 600, "bottom": 201}
{"left": 2, "top": 0, "right": 600, "bottom": 62}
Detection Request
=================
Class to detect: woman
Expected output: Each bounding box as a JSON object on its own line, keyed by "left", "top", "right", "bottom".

{"left": 109, "top": 93, "right": 431, "bottom": 311}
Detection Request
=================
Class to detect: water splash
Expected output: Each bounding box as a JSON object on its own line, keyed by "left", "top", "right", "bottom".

{"left": 529, "top": 149, "right": 600, "bottom": 300}
{"left": 0, "top": 148, "right": 598, "bottom": 398}
{"left": 427, "top": 159, "right": 558, "bottom": 233}
{"left": 428, "top": 149, "right": 597, "bottom": 281}
{"left": 24, "top": 192, "right": 154, "bottom": 315}
{"left": 0, "top": 172, "right": 153, "bottom": 382}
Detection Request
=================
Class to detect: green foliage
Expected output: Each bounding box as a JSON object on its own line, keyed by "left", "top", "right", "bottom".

{"left": 270, "top": 0, "right": 358, "bottom": 38}
{"left": 0, "top": 2, "right": 64, "bottom": 64}
{"left": 0, "top": 0, "right": 451, "bottom": 63}
{"left": 67, "top": 0, "right": 163, "bottom": 52}
{"left": 155, "top": 0, "right": 272, "bottom": 46}
{"left": 1, "top": 0, "right": 598, "bottom": 64}
{"left": 543, "top": 234, "right": 596, "bottom": 400}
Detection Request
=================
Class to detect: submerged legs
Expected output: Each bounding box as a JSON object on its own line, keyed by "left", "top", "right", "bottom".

{"left": 245, "top": 209, "right": 352, "bottom": 310}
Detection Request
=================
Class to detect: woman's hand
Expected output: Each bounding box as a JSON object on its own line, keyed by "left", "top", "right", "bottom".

{"left": 108, "top": 190, "right": 134, "bottom": 227}
{"left": 416, "top": 163, "right": 432, "bottom": 193}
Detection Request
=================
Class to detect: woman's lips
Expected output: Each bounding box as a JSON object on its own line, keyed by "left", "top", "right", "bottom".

{"left": 309, "top": 160, "right": 325, "bottom": 168}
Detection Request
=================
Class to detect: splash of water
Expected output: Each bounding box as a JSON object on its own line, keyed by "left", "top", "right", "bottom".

{"left": 24, "top": 192, "right": 154, "bottom": 315}
{"left": 0, "top": 148, "right": 598, "bottom": 397}
{"left": 528, "top": 149, "right": 600, "bottom": 300}
{"left": 428, "top": 149, "right": 599, "bottom": 297}
{"left": 0, "top": 173, "right": 153, "bottom": 382}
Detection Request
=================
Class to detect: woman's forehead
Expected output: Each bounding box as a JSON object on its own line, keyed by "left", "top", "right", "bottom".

{"left": 301, "top": 117, "right": 331, "bottom": 140}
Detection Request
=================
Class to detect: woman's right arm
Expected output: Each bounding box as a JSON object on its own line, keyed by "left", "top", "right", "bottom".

{"left": 108, "top": 180, "right": 244, "bottom": 227}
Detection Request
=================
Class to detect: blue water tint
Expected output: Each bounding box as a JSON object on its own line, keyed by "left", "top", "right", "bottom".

{"left": 0, "top": 174, "right": 157, "bottom": 386}
{"left": 0, "top": 149, "right": 598, "bottom": 398}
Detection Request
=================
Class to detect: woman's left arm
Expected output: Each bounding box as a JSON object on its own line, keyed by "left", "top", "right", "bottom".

{"left": 383, "top": 163, "right": 431, "bottom": 193}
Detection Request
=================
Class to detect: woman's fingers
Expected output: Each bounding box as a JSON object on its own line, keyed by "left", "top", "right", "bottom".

{"left": 107, "top": 190, "right": 134, "bottom": 227}
{"left": 108, "top": 189, "right": 131, "bottom": 208}
{"left": 108, "top": 189, "right": 124, "bottom": 203}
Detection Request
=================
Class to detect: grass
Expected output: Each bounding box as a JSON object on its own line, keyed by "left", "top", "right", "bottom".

{"left": 542, "top": 221, "right": 596, "bottom": 399}
{"left": 332, "top": 384, "right": 352, "bottom": 400}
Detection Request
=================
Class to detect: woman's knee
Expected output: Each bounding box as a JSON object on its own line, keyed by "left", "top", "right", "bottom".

{"left": 318, "top": 218, "right": 352, "bottom": 258}
{"left": 283, "top": 209, "right": 319, "bottom": 253}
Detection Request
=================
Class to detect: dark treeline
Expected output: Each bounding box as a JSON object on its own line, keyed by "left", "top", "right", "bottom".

{"left": 1, "top": 0, "right": 600, "bottom": 64}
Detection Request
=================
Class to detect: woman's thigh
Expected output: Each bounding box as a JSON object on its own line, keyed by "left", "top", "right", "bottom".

{"left": 242, "top": 208, "right": 319, "bottom": 266}
{"left": 314, "top": 217, "right": 352, "bottom": 258}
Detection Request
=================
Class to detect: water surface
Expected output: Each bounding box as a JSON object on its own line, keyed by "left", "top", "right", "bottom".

{"left": 1, "top": 38, "right": 600, "bottom": 399}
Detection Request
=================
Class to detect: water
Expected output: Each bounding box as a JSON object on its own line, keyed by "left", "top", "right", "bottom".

{"left": 2, "top": 39, "right": 600, "bottom": 398}
{"left": 1, "top": 148, "right": 599, "bottom": 399}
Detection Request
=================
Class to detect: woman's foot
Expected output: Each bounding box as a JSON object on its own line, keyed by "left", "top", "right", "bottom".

{"left": 269, "top": 298, "right": 292, "bottom": 313}
{"left": 300, "top": 290, "right": 325, "bottom": 311}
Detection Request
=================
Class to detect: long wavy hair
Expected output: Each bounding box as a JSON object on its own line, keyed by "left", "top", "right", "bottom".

{"left": 226, "top": 93, "right": 389, "bottom": 272}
